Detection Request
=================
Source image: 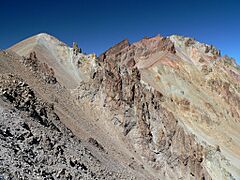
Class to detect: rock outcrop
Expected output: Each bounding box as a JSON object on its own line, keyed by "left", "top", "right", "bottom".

{"left": 76, "top": 37, "right": 211, "bottom": 179}
{"left": 74, "top": 35, "right": 240, "bottom": 179}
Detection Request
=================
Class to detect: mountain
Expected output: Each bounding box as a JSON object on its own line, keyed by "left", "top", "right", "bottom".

{"left": 0, "top": 33, "right": 239, "bottom": 179}
{"left": 9, "top": 33, "right": 96, "bottom": 88}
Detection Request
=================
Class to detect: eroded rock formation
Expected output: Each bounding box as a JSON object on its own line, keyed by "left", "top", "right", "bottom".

{"left": 76, "top": 38, "right": 211, "bottom": 179}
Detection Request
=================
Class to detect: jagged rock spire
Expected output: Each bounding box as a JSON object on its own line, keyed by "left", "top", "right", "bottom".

{"left": 73, "top": 42, "right": 82, "bottom": 55}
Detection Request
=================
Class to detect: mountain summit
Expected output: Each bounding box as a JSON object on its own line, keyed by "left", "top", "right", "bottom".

{"left": 0, "top": 33, "right": 239, "bottom": 179}
{"left": 9, "top": 33, "right": 96, "bottom": 88}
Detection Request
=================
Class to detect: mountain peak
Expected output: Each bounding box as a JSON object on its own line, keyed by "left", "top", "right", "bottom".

{"left": 169, "top": 35, "right": 221, "bottom": 58}
{"left": 8, "top": 33, "right": 91, "bottom": 88}
{"left": 32, "top": 32, "right": 60, "bottom": 41}
{"left": 36, "top": 32, "right": 52, "bottom": 37}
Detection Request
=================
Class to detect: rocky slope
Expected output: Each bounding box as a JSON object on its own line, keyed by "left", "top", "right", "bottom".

{"left": 10, "top": 33, "right": 96, "bottom": 88}
{"left": 0, "top": 58, "right": 144, "bottom": 179}
{"left": 0, "top": 33, "right": 239, "bottom": 179}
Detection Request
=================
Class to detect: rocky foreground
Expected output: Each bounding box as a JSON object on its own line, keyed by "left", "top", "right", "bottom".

{"left": 0, "top": 33, "right": 240, "bottom": 179}
{"left": 0, "top": 74, "right": 138, "bottom": 179}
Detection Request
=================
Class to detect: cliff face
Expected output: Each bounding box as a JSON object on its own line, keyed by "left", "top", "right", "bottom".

{"left": 1, "top": 33, "right": 240, "bottom": 179}
{"left": 75, "top": 35, "right": 240, "bottom": 179}
{"left": 75, "top": 37, "right": 210, "bottom": 179}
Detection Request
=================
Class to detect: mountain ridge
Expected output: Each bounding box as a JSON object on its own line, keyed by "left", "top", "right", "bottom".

{"left": 0, "top": 33, "right": 239, "bottom": 179}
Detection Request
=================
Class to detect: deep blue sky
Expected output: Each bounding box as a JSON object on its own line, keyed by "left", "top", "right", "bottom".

{"left": 0, "top": 0, "right": 239, "bottom": 63}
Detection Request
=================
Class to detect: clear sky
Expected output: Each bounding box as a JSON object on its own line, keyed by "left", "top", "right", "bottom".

{"left": 0, "top": 0, "right": 239, "bottom": 64}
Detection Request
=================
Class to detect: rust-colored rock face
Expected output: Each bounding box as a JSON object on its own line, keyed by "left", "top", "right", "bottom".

{"left": 76, "top": 35, "right": 240, "bottom": 179}
{"left": 77, "top": 36, "right": 211, "bottom": 179}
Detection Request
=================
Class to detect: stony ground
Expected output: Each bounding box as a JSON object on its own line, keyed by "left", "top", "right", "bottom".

{"left": 0, "top": 74, "right": 138, "bottom": 180}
